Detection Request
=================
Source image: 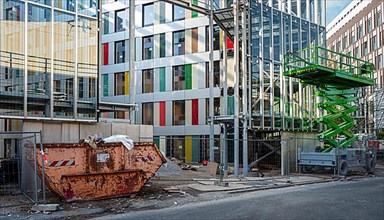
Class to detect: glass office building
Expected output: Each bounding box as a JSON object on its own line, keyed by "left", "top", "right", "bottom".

{"left": 0, "top": 0, "right": 98, "bottom": 121}
{"left": 250, "top": 0, "right": 326, "bottom": 131}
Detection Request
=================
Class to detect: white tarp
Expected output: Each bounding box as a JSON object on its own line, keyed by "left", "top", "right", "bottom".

{"left": 103, "top": 135, "right": 134, "bottom": 150}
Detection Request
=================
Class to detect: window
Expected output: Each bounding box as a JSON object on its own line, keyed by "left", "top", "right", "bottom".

{"left": 54, "top": 80, "right": 61, "bottom": 92}
{"left": 78, "top": 77, "right": 84, "bottom": 99}
{"left": 115, "top": 41, "right": 125, "bottom": 63}
{"left": 142, "top": 103, "right": 154, "bottom": 125}
{"left": 159, "top": 33, "right": 166, "bottom": 58}
{"left": 173, "top": 31, "right": 185, "bottom": 56}
{"left": 336, "top": 41, "right": 341, "bottom": 52}
{"left": 363, "top": 41, "right": 368, "bottom": 56}
{"left": 372, "top": 35, "right": 377, "bottom": 50}
{"left": 143, "top": 3, "right": 154, "bottom": 27}
{"left": 192, "top": 28, "right": 198, "bottom": 53}
{"left": 66, "top": 78, "right": 74, "bottom": 100}
{"left": 206, "top": 25, "right": 220, "bottom": 51}
{"left": 358, "top": 24, "right": 363, "bottom": 39}
{"left": 142, "top": 69, "right": 154, "bottom": 93}
{"left": 205, "top": 61, "right": 220, "bottom": 88}
{"left": 354, "top": 46, "right": 359, "bottom": 57}
{"left": 173, "top": 65, "right": 185, "bottom": 90}
{"left": 368, "top": 18, "right": 372, "bottom": 32}
{"left": 115, "top": 73, "right": 125, "bottom": 95}
{"left": 159, "top": 2, "right": 166, "bottom": 24}
{"left": 342, "top": 36, "right": 347, "bottom": 50}
{"left": 173, "top": 5, "right": 185, "bottom": 21}
{"left": 143, "top": 36, "right": 153, "bottom": 60}
{"left": 103, "top": 74, "right": 109, "bottom": 96}
{"left": 173, "top": 100, "right": 185, "bottom": 125}
{"left": 377, "top": 54, "right": 383, "bottom": 69}
{"left": 102, "top": 12, "right": 109, "bottom": 34}
{"left": 351, "top": 28, "right": 355, "bottom": 43}
{"left": 115, "top": 9, "right": 126, "bottom": 32}
{"left": 6, "top": 6, "right": 21, "bottom": 21}
{"left": 206, "top": 98, "right": 220, "bottom": 117}
{"left": 89, "top": 78, "right": 96, "bottom": 98}
{"left": 377, "top": 11, "right": 382, "bottom": 26}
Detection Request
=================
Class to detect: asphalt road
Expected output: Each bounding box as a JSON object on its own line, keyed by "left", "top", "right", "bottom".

{"left": 94, "top": 177, "right": 384, "bottom": 220}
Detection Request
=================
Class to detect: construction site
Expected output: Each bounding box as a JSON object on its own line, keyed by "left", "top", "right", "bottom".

{"left": 0, "top": 0, "right": 383, "bottom": 218}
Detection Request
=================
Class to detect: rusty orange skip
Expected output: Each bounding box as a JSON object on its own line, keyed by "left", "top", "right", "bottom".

{"left": 33, "top": 142, "right": 166, "bottom": 201}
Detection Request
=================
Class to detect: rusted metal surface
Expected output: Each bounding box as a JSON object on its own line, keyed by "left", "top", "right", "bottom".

{"left": 30, "top": 142, "right": 165, "bottom": 201}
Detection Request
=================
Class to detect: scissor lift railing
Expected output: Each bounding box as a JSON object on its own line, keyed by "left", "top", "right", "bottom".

{"left": 283, "top": 46, "right": 374, "bottom": 152}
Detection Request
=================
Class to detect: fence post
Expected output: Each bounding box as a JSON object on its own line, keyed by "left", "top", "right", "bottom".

{"left": 39, "top": 131, "right": 46, "bottom": 205}
{"left": 33, "top": 133, "right": 38, "bottom": 206}
{"left": 281, "top": 139, "right": 287, "bottom": 176}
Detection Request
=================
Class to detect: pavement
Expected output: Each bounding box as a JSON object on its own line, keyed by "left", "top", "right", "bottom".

{"left": 1, "top": 162, "right": 382, "bottom": 219}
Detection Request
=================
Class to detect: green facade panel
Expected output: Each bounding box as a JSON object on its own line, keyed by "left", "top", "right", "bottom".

{"left": 185, "top": 64, "right": 192, "bottom": 90}
{"left": 159, "top": 67, "right": 166, "bottom": 92}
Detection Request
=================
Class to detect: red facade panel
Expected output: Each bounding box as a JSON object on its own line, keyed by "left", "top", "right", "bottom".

{"left": 103, "top": 43, "right": 108, "bottom": 65}
{"left": 192, "top": 99, "right": 198, "bottom": 125}
{"left": 159, "top": 101, "right": 166, "bottom": 126}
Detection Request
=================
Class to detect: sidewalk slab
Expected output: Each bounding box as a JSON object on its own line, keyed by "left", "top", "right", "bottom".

{"left": 188, "top": 183, "right": 252, "bottom": 192}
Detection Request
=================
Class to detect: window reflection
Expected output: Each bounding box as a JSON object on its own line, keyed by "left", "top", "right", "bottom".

{"left": 143, "top": 3, "right": 154, "bottom": 27}
{"left": 173, "top": 31, "right": 185, "bottom": 56}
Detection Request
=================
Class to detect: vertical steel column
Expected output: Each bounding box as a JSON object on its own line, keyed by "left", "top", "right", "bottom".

{"left": 321, "top": 0, "right": 326, "bottom": 27}
{"left": 50, "top": 1, "right": 54, "bottom": 119}
{"left": 74, "top": 0, "right": 79, "bottom": 119}
{"left": 248, "top": 2, "right": 252, "bottom": 130}
{"left": 314, "top": 0, "right": 319, "bottom": 24}
{"left": 233, "top": 0, "right": 240, "bottom": 177}
{"left": 306, "top": 0, "right": 310, "bottom": 21}
{"left": 24, "top": 0, "right": 28, "bottom": 117}
{"left": 241, "top": 3, "right": 248, "bottom": 177}
{"left": 129, "top": 0, "right": 136, "bottom": 124}
{"left": 222, "top": 0, "right": 228, "bottom": 117}
{"left": 259, "top": 2, "right": 264, "bottom": 129}
{"left": 209, "top": 0, "right": 215, "bottom": 162}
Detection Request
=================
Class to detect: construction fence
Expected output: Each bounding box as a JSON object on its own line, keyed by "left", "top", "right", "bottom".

{"left": 0, "top": 131, "right": 46, "bottom": 205}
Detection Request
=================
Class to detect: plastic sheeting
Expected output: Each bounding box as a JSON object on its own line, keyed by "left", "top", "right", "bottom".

{"left": 103, "top": 135, "right": 134, "bottom": 150}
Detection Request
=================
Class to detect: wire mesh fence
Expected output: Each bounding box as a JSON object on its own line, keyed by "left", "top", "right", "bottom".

{"left": 0, "top": 132, "right": 46, "bottom": 205}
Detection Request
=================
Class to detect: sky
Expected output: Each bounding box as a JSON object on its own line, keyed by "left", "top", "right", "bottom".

{"left": 326, "top": 0, "right": 353, "bottom": 25}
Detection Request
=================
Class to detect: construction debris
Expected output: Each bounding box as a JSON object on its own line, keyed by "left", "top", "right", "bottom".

{"left": 170, "top": 158, "right": 200, "bottom": 171}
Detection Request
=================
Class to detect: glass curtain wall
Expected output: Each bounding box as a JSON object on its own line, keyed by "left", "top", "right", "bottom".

{"left": 250, "top": 1, "right": 324, "bottom": 131}
{"left": 0, "top": 0, "right": 98, "bottom": 120}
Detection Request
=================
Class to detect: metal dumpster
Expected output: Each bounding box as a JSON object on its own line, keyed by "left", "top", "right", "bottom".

{"left": 30, "top": 142, "right": 165, "bottom": 201}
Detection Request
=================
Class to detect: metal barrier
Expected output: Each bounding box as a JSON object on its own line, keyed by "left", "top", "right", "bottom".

{"left": 0, "top": 131, "right": 46, "bottom": 205}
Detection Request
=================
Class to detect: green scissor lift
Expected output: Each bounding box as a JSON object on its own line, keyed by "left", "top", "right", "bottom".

{"left": 283, "top": 46, "right": 376, "bottom": 175}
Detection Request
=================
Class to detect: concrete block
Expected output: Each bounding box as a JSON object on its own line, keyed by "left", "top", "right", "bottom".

{"left": 111, "top": 123, "right": 129, "bottom": 136}
{"left": 206, "top": 162, "right": 218, "bottom": 176}
{"left": 79, "top": 123, "right": 112, "bottom": 140}
{"left": 42, "top": 123, "right": 62, "bottom": 143}
{"left": 124, "top": 125, "right": 141, "bottom": 141}
{"left": 139, "top": 125, "right": 153, "bottom": 142}
{"left": 22, "top": 121, "right": 43, "bottom": 143}
{"left": 31, "top": 204, "right": 59, "bottom": 212}
{"left": 62, "top": 123, "right": 80, "bottom": 143}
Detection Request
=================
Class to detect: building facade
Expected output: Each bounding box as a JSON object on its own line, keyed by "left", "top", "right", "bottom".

{"left": 0, "top": 0, "right": 98, "bottom": 122}
{"left": 101, "top": 0, "right": 326, "bottom": 162}
{"left": 327, "top": 0, "right": 384, "bottom": 134}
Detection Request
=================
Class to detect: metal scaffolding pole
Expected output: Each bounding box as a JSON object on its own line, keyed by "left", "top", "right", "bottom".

{"left": 129, "top": 0, "right": 136, "bottom": 124}
{"left": 241, "top": 3, "right": 248, "bottom": 177}
{"left": 222, "top": 0, "right": 228, "bottom": 174}
{"left": 209, "top": 0, "right": 215, "bottom": 162}
{"left": 233, "top": 0, "right": 240, "bottom": 177}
